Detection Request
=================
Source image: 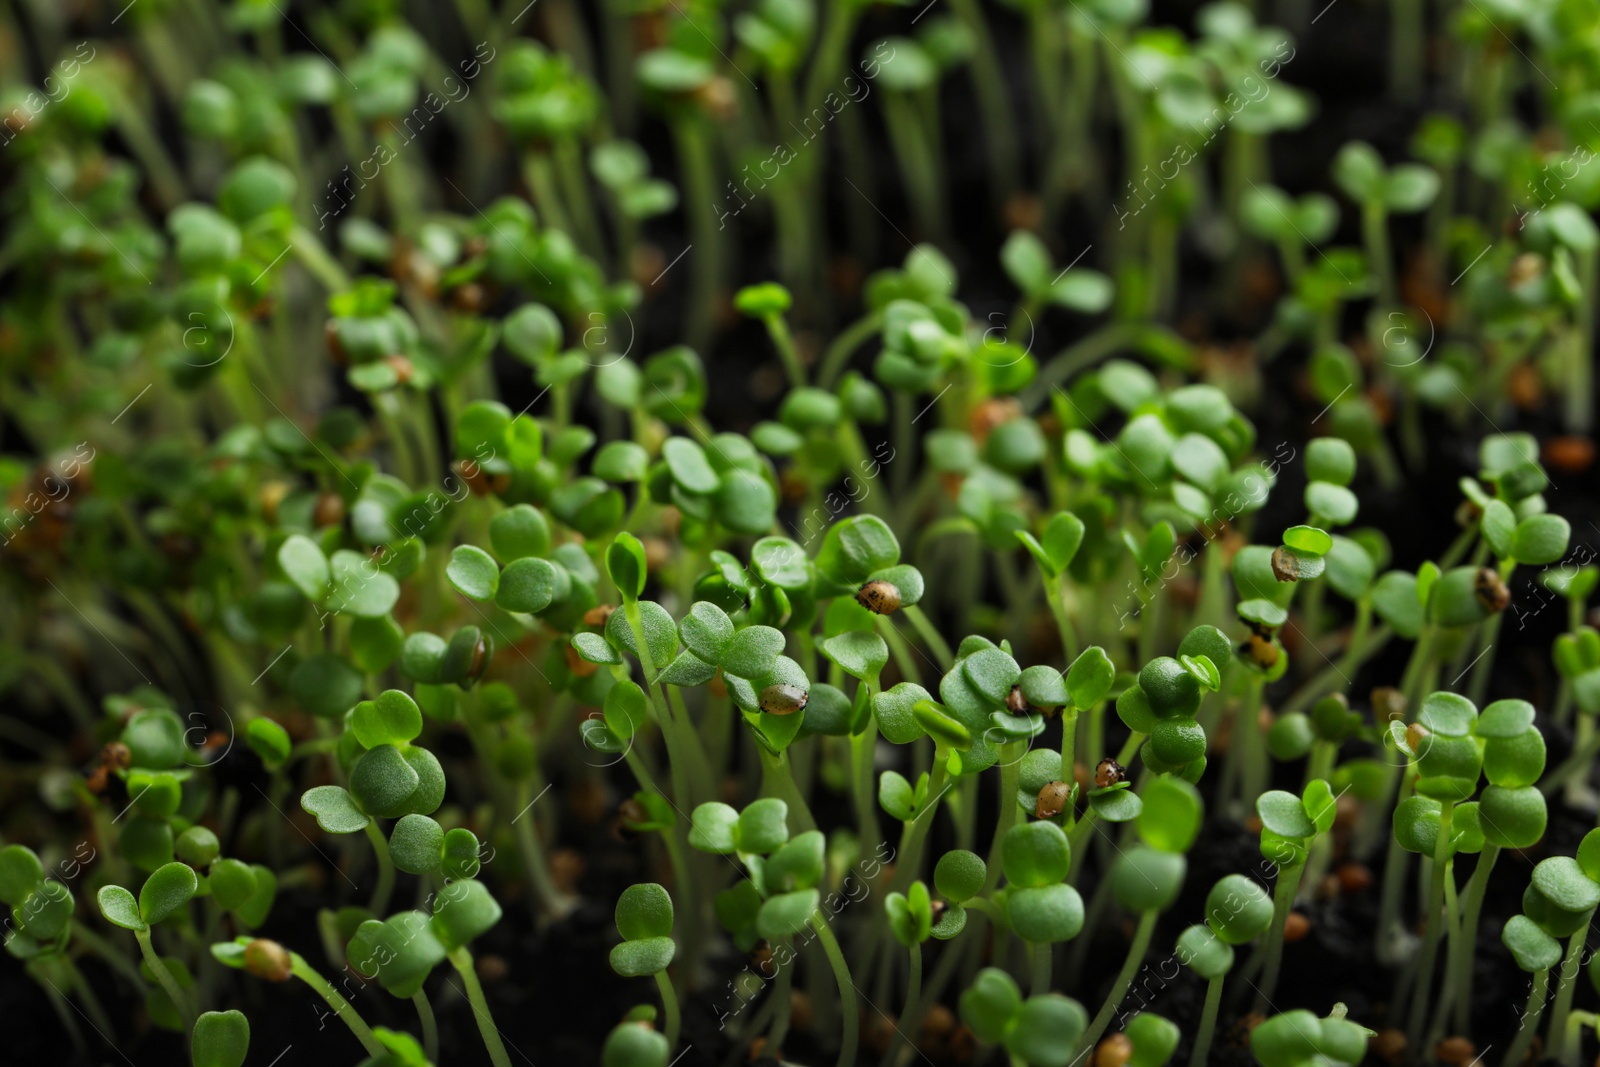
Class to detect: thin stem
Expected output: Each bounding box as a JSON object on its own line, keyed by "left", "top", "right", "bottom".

{"left": 1255, "top": 863, "right": 1307, "bottom": 1012}
{"left": 1406, "top": 800, "right": 1455, "bottom": 1046}
{"left": 1031, "top": 940, "right": 1052, "bottom": 995}
{"left": 809, "top": 911, "right": 859, "bottom": 1067}
{"left": 888, "top": 748, "right": 949, "bottom": 895}
{"left": 902, "top": 605, "right": 955, "bottom": 673}
{"left": 290, "top": 952, "right": 385, "bottom": 1056}
{"left": 1189, "top": 974, "right": 1226, "bottom": 1067}
{"left": 654, "top": 971, "right": 682, "bottom": 1047}
{"left": 1079, "top": 909, "right": 1159, "bottom": 1053}
{"left": 1448, "top": 843, "right": 1500, "bottom": 1034}
{"left": 413, "top": 990, "right": 439, "bottom": 1065}
{"left": 881, "top": 944, "right": 923, "bottom": 1067}
{"left": 135, "top": 928, "right": 196, "bottom": 1029}
{"left": 363, "top": 819, "right": 396, "bottom": 916}
{"left": 1059, "top": 708, "right": 1080, "bottom": 823}
{"left": 759, "top": 746, "right": 820, "bottom": 833}
{"left": 816, "top": 312, "right": 882, "bottom": 390}
{"left": 1503, "top": 968, "right": 1550, "bottom": 1067}
{"left": 983, "top": 743, "right": 1026, "bottom": 893}
{"left": 448, "top": 946, "right": 513, "bottom": 1067}
{"left": 763, "top": 313, "right": 805, "bottom": 388}
{"left": 765, "top": 943, "right": 796, "bottom": 1056}
{"left": 1548, "top": 920, "right": 1593, "bottom": 1065}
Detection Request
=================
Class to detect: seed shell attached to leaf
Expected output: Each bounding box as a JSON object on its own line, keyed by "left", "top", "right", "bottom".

{"left": 855, "top": 579, "right": 903, "bottom": 615}
{"left": 759, "top": 683, "right": 809, "bottom": 716}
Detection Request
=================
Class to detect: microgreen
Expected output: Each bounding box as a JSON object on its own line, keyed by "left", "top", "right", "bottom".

{"left": 8, "top": 4, "right": 1597, "bottom": 1062}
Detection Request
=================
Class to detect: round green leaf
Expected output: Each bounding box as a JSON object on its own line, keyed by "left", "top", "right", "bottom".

{"left": 352, "top": 689, "right": 424, "bottom": 749}
{"left": 98, "top": 884, "right": 147, "bottom": 931}
{"left": 1256, "top": 790, "right": 1315, "bottom": 839}
{"left": 446, "top": 545, "right": 500, "bottom": 601}
{"left": 1138, "top": 777, "right": 1203, "bottom": 852}
{"left": 430, "top": 879, "right": 502, "bottom": 950}
{"left": 1112, "top": 847, "right": 1186, "bottom": 913}
{"left": 1002, "top": 821, "right": 1072, "bottom": 888}
{"left": 301, "top": 785, "right": 370, "bottom": 834}
{"left": 1176, "top": 924, "right": 1235, "bottom": 979}
{"left": 348, "top": 744, "right": 421, "bottom": 819}
{"left": 1205, "top": 874, "right": 1273, "bottom": 944}
{"left": 193, "top": 1010, "right": 250, "bottom": 1067}
{"left": 1513, "top": 515, "right": 1571, "bottom": 565}
{"left": 390, "top": 814, "right": 445, "bottom": 875}
{"left": 1503, "top": 913, "right": 1562, "bottom": 972}
{"left": 140, "top": 862, "right": 198, "bottom": 925}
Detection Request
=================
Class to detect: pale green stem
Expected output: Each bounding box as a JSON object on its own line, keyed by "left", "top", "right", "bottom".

{"left": 1079, "top": 910, "right": 1159, "bottom": 1053}
{"left": 290, "top": 952, "right": 384, "bottom": 1056}
{"left": 1502, "top": 968, "right": 1549, "bottom": 1067}
{"left": 1447, "top": 843, "right": 1500, "bottom": 1034}
{"left": 1189, "top": 974, "right": 1226, "bottom": 1067}
{"left": 1549, "top": 920, "right": 1593, "bottom": 1065}
{"left": 413, "top": 990, "right": 439, "bottom": 1064}
{"left": 1256, "top": 863, "right": 1307, "bottom": 1012}
{"left": 654, "top": 970, "right": 682, "bottom": 1047}
{"left": 1406, "top": 800, "right": 1455, "bottom": 1046}
{"left": 902, "top": 605, "right": 955, "bottom": 673}
{"left": 816, "top": 312, "right": 882, "bottom": 390}
{"left": 135, "top": 928, "right": 195, "bottom": 1029}
{"left": 810, "top": 911, "right": 859, "bottom": 1067}
{"left": 881, "top": 943, "right": 923, "bottom": 1067}
{"left": 363, "top": 820, "right": 395, "bottom": 916}
{"left": 448, "top": 946, "right": 513, "bottom": 1067}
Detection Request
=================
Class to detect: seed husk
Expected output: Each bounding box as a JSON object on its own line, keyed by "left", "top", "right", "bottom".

{"left": 244, "top": 938, "right": 293, "bottom": 982}
{"left": 1242, "top": 633, "right": 1280, "bottom": 669}
{"left": 855, "top": 579, "right": 902, "bottom": 615}
{"left": 759, "top": 683, "right": 808, "bottom": 716}
{"left": 1474, "top": 567, "right": 1510, "bottom": 614}
{"left": 1093, "top": 1033, "right": 1132, "bottom": 1067}
{"left": 1035, "top": 780, "right": 1071, "bottom": 819}
{"left": 1372, "top": 686, "right": 1407, "bottom": 721}
{"left": 1005, "top": 685, "right": 1032, "bottom": 715}
{"left": 1270, "top": 545, "right": 1304, "bottom": 582}
{"left": 313, "top": 491, "right": 345, "bottom": 528}
{"left": 1094, "top": 758, "right": 1126, "bottom": 789}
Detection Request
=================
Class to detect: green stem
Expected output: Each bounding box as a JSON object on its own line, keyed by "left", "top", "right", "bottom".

{"left": 1189, "top": 974, "right": 1226, "bottom": 1067}
{"left": 413, "top": 990, "right": 439, "bottom": 1064}
{"left": 671, "top": 117, "right": 721, "bottom": 351}
{"left": 888, "top": 749, "right": 949, "bottom": 895}
{"left": 816, "top": 312, "right": 882, "bottom": 390}
{"left": 809, "top": 911, "right": 859, "bottom": 1067}
{"left": 1448, "top": 843, "right": 1500, "bottom": 1033}
{"left": 763, "top": 312, "right": 806, "bottom": 388}
{"left": 1079, "top": 909, "right": 1159, "bottom": 1053}
{"left": 759, "top": 746, "right": 820, "bottom": 833}
{"left": 363, "top": 819, "right": 396, "bottom": 916}
{"left": 654, "top": 970, "right": 682, "bottom": 1047}
{"left": 983, "top": 742, "right": 1026, "bottom": 893}
{"left": 1031, "top": 940, "right": 1052, "bottom": 995}
{"left": 1255, "top": 863, "right": 1307, "bottom": 1012}
{"left": 881, "top": 943, "right": 923, "bottom": 1067}
{"left": 290, "top": 952, "right": 385, "bottom": 1056}
{"left": 448, "top": 946, "right": 513, "bottom": 1067}
{"left": 1549, "top": 921, "right": 1592, "bottom": 1065}
{"left": 1503, "top": 968, "right": 1549, "bottom": 1067}
{"left": 902, "top": 605, "right": 955, "bottom": 673}
{"left": 134, "top": 928, "right": 195, "bottom": 1030}
{"left": 1406, "top": 800, "right": 1456, "bottom": 1045}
